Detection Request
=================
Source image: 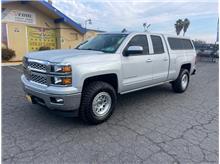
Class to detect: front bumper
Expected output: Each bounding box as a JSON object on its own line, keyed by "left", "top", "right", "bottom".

{"left": 21, "top": 75, "right": 81, "bottom": 112}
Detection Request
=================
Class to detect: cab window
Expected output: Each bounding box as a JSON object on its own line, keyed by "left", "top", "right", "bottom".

{"left": 125, "top": 35, "right": 149, "bottom": 55}
{"left": 151, "top": 35, "right": 164, "bottom": 54}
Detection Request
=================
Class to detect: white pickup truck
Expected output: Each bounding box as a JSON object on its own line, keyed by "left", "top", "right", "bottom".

{"left": 21, "top": 32, "right": 196, "bottom": 124}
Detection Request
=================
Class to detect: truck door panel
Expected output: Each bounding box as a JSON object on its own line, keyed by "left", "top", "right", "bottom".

{"left": 121, "top": 34, "right": 153, "bottom": 92}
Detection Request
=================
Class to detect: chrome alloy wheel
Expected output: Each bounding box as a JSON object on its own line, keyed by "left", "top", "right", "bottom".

{"left": 181, "top": 74, "right": 188, "bottom": 90}
{"left": 92, "top": 92, "right": 112, "bottom": 117}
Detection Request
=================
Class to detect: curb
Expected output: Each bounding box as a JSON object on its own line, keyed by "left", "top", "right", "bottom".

{"left": 1, "top": 62, "right": 22, "bottom": 66}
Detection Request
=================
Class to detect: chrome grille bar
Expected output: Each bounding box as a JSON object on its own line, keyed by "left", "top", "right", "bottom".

{"left": 30, "top": 72, "right": 47, "bottom": 86}
{"left": 28, "top": 62, "right": 46, "bottom": 72}
{"left": 27, "top": 59, "right": 50, "bottom": 73}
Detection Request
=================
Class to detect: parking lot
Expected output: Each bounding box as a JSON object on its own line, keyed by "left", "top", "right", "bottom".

{"left": 2, "top": 61, "right": 218, "bottom": 164}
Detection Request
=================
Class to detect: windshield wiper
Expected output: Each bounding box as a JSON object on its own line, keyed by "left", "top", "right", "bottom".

{"left": 78, "top": 48, "right": 106, "bottom": 52}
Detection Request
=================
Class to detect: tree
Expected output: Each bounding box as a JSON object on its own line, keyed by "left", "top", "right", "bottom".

{"left": 143, "top": 23, "right": 146, "bottom": 32}
{"left": 175, "top": 19, "right": 184, "bottom": 35}
{"left": 121, "top": 28, "right": 127, "bottom": 33}
{"left": 183, "top": 18, "right": 190, "bottom": 36}
{"left": 2, "top": 48, "right": 16, "bottom": 61}
{"left": 143, "top": 22, "right": 151, "bottom": 32}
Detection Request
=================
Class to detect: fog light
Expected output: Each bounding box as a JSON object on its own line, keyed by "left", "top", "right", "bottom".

{"left": 51, "top": 97, "right": 64, "bottom": 104}
{"left": 56, "top": 98, "right": 64, "bottom": 103}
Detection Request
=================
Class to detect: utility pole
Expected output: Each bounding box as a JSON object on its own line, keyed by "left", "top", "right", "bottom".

{"left": 83, "top": 19, "right": 92, "bottom": 41}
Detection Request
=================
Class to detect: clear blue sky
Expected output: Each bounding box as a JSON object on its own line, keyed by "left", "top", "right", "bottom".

{"left": 52, "top": 0, "right": 219, "bottom": 43}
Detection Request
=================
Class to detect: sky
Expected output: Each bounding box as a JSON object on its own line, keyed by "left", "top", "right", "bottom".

{"left": 52, "top": 0, "right": 219, "bottom": 43}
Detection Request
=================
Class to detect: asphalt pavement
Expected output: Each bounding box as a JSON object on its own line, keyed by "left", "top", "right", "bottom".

{"left": 2, "top": 61, "right": 218, "bottom": 164}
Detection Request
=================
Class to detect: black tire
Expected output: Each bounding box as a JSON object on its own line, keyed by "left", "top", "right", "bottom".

{"left": 172, "top": 69, "right": 190, "bottom": 93}
{"left": 80, "top": 81, "right": 117, "bottom": 125}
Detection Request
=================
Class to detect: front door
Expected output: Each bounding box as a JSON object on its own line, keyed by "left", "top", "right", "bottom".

{"left": 121, "top": 34, "right": 153, "bottom": 92}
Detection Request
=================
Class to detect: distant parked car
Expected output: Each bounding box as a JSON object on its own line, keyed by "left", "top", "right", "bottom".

{"left": 213, "top": 50, "right": 219, "bottom": 58}
{"left": 198, "top": 49, "right": 213, "bottom": 56}
{"left": 196, "top": 43, "right": 219, "bottom": 62}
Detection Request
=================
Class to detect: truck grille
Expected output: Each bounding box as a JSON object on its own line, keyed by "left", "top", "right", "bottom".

{"left": 28, "top": 62, "right": 47, "bottom": 72}
{"left": 30, "top": 73, "right": 47, "bottom": 85}
{"left": 23, "top": 58, "right": 71, "bottom": 86}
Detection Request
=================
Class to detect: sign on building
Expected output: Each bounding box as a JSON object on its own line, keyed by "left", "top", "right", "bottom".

{"left": 27, "top": 26, "right": 57, "bottom": 51}
{"left": 2, "top": 9, "right": 36, "bottom": 25}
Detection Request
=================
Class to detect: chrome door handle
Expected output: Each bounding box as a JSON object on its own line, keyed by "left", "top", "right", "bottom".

{"left": 163, "top": 58, "right": 168, "bottom": 61}
{"left": 146, "top": 59, "right": 152, "bottom": 62}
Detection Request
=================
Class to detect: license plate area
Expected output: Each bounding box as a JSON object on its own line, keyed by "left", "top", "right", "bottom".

{"left": 25, "top": 94, "right": 32, "bottom": 103}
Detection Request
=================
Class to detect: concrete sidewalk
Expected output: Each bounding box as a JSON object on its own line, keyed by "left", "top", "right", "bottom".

{"left": 1, "top": 62, "right": 22, "bottom": 66}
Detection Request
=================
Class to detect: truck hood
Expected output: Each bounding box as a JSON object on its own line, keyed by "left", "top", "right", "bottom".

{"left": 26, "top": 49, "right": 117, "bottom": 64}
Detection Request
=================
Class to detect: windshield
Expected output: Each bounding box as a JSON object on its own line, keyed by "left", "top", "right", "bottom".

{"left": 76, "top": 34, "right": 128, "bottom": 53}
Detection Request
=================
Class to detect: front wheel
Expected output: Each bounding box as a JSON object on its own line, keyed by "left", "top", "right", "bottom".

{"left": 80, "top": 81, "right": 117, "bottom": 125}
{"left": 172, "top": 69, "right": 190, "bottom": 93}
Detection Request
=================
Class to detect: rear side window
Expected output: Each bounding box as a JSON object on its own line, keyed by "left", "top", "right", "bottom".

{"left": 151, "top": 35, "right": 164, "bottom": 54}
{"left": 168, "top": 38, "right": 193, "bottom": 50}
{"left": 182, "top": 39, "right": 194, "bottom": 49}
{"left": 126, "top": 35, "right": 149, "bottom": 54}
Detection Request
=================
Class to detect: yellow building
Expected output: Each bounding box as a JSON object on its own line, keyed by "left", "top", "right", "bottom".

{"left": 2, "top": 1, "right": 102, "bottom": 61}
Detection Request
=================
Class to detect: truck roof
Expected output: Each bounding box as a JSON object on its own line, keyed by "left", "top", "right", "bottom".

{"left": 102, "top": 32, "right": 192, "bottom": 40}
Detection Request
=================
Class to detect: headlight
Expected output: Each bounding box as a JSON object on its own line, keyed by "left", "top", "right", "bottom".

{"left": 51, "top": 76, "right": 72, "bottom": 86}
{"left": 50, "top": 64, "right": 72, "bottom": 86}
{"left": 53, "top": 65, "right": 72, "bottom": 73}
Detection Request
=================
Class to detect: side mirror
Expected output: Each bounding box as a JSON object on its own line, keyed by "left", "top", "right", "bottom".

{"left": 124, "top": 46, "right": 143, "bottom": 56}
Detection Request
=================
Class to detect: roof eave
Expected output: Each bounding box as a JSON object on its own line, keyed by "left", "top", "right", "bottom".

{"left": 2, "top": 0, "right": 87, "bottom": 34}
{"left": 37, "top": 1, "right": 86, "bottom": 34}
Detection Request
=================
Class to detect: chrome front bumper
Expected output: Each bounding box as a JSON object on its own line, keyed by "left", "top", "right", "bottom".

{"left": 21, "top": 75, "right": 81, "bottom": 112}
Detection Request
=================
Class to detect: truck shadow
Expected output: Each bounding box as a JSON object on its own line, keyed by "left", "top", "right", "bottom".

{"left": 117, "top": 83, "right": 172, "bottom": 107}
{"left": 32, "top": 83, "right": 173, "bottom": 127}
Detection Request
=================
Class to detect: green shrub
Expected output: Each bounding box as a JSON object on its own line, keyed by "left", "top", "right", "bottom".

{"left": 2, "top": 48, "right": 16, "bottom": 61}
{"left": 39, "top": 46, "right": 50, "bottom": 51}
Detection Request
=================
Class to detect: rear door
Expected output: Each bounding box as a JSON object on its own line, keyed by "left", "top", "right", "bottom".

{"left": 150, "top": 35, "right": 169, "bottom": 83}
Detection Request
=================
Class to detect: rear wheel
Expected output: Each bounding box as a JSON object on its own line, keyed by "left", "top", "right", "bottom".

{"left": 172, "top": 69, "right": 190, "bottom": 93}
{"left": 80, "top": 81, "right": 117, "bottom": 124}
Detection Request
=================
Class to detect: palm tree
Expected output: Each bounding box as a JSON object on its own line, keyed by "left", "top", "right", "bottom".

{"left": 183, "top": 18, "right": 190, "bottom": 36}
{"left": 175, "top": 19, "right": 184, "bottom": 36}
{"left": 121, "top": 28, "right": 127, "bottom": 33}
